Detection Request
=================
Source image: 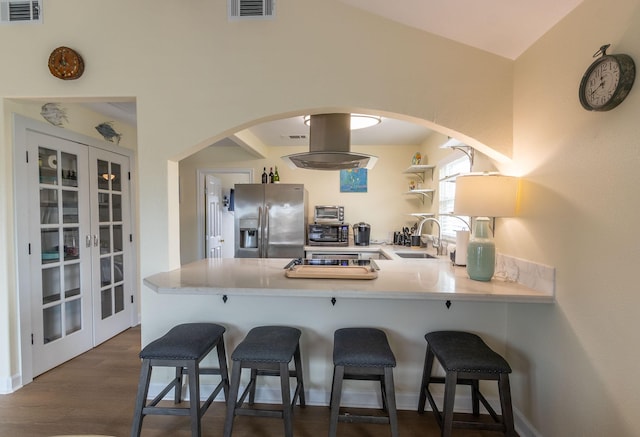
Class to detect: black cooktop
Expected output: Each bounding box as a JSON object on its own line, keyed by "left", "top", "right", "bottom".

{"left": 284, "top": 258, "right": 372, "bottom": 269}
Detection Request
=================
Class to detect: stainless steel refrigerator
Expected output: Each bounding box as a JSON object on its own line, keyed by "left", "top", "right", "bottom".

{"left": 234, "top": 183, "right": 308, "bottom": 258}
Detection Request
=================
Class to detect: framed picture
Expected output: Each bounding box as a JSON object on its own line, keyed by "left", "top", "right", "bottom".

{"left": 340, "top": 169, "right": 367, "bottom": 192}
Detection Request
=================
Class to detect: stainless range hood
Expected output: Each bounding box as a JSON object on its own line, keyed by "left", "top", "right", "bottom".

{"left": 282, "top": 113, "right": 378, "bottom": 170}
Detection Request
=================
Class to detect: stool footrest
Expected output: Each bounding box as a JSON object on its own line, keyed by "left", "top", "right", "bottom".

{"left": 235, "top": 408, "right": 284, "bottom": 419}
{"left": 339, "top": 414, "right": 390, "bottom": 425}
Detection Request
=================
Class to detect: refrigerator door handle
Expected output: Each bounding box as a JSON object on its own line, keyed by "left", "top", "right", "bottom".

{"left": 258, "top": 206, "right": 263, "bottom": 258}
{"left": 263, "top": 205, "right": 270, "bottom": 258}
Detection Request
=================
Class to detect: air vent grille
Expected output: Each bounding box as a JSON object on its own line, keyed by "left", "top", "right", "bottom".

{"left": 0, "top": 0, "right": 41, "bottom": 24}
{"left": 228, "top": 0, "right": 274, "bottom": 20}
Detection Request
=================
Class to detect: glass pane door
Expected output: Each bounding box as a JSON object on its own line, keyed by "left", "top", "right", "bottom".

{"left": 91, "top": 149, "right": 132, "bottom": 344}
{"left": 38, "top": 147, "right": 84, "bottom": 342}
{"left": 29, "top": 131, "right": 93, "bottom": 377}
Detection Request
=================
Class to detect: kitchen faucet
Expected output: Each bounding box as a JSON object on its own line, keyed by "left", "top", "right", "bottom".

{"left": 415, "top": 217, "right": 442, "bottom": 255}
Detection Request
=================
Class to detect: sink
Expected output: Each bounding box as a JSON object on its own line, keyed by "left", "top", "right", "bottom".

{"left": 395, "top": 252, "right": 437, "bottom": 259}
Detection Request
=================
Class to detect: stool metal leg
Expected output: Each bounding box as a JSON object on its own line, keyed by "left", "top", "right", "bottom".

{"left": 186, "top": 361, "right": 201, "bottom": 437}
{"left": 280, "top": 362, "right": 293, "bottom": 437}
{"left": 223, "top": 360, "right": 243, "bottom": 437}
{"left": 417, "top": 345, "right": 434, "bottom": 414}
{"left": 328, "top": 365, "right": 344, "bottom": 437}
{"left": 293, "top": 344, "right": 306, "bottom": 407}
{"left": 216, "top": 338, "right": 230, "bottom": 400}
{"left": 471, "top": 379, "right": 480, "bottom": 416}
{"left": 131, "top": 359, "right": 152, "bottom": 437}
{"left": 499, "top": 373, "right": 517, "bottom": 436}
{"left": 442, "top": 370, "right": 458, "bottom": 437}
{"left": 383, "top": 367, "right": 399, "bottom": 437}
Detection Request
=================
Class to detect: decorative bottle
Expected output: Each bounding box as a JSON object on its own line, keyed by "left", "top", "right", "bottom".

{"left": 466, "top": 217, "right": 495, "bottom": 281}
{"left": 261, "top": 167, "right": 267, "bottom": 183}
{"left": 269, "top": 167, "right": 274, "bottom": 183}
{"left": 273, "top": 166, "right": 280, "bottom": 183}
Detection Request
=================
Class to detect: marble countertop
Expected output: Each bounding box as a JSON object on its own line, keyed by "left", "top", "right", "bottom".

{"left": 144, "top": 245, "right": 555, "bottom": 303}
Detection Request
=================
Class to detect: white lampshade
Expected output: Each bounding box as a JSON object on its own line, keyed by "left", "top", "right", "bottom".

{"left": 454, "top": 173, "right": 520, "bottom": 217}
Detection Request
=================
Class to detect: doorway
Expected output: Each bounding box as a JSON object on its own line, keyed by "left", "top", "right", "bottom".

{"left": 196, "top": 169, "right": 252, "bottom": 259}
{"left": 13, "top": 115, "right": 137, "bottom": 383}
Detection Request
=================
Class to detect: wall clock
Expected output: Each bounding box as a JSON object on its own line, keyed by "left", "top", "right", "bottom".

{"left": 579, "top": 44, "right": 635, "bottom": 111}
{"left": 48, "top": 46, "right": 85, "bottom": 80}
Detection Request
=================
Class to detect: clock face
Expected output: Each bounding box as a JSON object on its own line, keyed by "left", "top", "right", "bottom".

{"left": 583, "top": 57, "right": 620, "bottom": 109}
{"left": 48, "top": 46, "right": 84, "bottom": 80}
{"left": 579, "top": 51, "right": 635, "bottom": 112}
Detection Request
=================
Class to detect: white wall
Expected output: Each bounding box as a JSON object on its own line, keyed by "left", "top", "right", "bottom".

{"left": 503, "top": 0, "right": 640, "bottom": 435}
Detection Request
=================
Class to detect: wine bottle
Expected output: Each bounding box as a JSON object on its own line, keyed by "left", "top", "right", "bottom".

{"left": 269, "top": 167, "right": 274, "bottom": 183}
{"left": 273, "top": 166, "right": 280, "bottom": 183}
{"left": 261, "top": 167, "right": 268, "bottom": 184}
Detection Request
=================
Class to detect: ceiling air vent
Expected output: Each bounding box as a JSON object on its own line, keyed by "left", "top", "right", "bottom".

{"left": 0, "top": 0, "right": 41, "bottom": 24}
{"left": 228, "top": 0, "right": 274, "bottom": 20}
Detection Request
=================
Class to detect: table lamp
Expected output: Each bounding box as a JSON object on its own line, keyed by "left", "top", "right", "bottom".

{"left": 453, "top": 173, "right": 520, "bottom": 281}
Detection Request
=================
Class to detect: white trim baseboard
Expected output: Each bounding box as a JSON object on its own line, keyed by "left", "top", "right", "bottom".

{"left": 147, "top": 382, "right": 540, "bottom": 436}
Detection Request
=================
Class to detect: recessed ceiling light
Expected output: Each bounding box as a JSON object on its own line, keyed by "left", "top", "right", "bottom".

{"left": 303, "top": 114, "right": 381, "bottom": 130}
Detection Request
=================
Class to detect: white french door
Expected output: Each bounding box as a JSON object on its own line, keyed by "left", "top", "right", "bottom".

{"left": 28, "top": 132, "right": 94, "bottom": 376}
{"left": 22, "top": 129, "right": 134, "bottom": 377}
{"left": 90, "top": 148, "right": 133, "bottom": 345}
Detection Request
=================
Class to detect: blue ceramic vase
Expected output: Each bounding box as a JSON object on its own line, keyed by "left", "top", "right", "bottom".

{"left": 466, "top": 217, "right": 495, "bottom": 281}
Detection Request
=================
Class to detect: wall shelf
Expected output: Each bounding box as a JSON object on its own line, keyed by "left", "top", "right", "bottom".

{"left": 404, "top": 188, "right": 434, "bottom": 204}
{"left": 403, "top": 164, "right": 435, "bottom": 182}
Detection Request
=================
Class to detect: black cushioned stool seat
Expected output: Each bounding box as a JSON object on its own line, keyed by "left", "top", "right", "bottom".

{"left": 131, "top": 323, "right": 229, "bottom": 437}
{"left": 329, "top": 328, "right": 398, "bottom": 437}
{"left": 223, "top": 326, "right": 305, "bottom": 437}
{"left": 417, "top": 331, "right": 516, "bottom": 437}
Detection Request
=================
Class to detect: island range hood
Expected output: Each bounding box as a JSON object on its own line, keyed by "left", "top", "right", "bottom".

{"left": 282, "top": 113, "right": 378, "bottom": 170}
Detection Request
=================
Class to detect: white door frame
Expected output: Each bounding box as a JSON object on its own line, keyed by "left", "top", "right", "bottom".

{"left": 196, "top": 168, "right": 252, "bottom": 260}
{"left": 12, "top": 114, "right": 138, "bottom": 387}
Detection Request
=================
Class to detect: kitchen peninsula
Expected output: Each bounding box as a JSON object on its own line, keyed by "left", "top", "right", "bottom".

{"left": 144, "top": 246, "right": 554, "bottom": 303}
{"left": 142, "top": 246, "right": 553, "bottom": 413}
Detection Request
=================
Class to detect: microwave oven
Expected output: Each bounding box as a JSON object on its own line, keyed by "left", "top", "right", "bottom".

{"left": 308, "top": 223, "right": 350, "bottom": 246}
{"left": 314, "top": 205, "right": 344, "bottom": 223}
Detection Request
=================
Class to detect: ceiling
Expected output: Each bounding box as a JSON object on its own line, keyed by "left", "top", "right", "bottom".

{"left": 89, "top": 0, "right": 583, "bottom": 149}
{"left": 340, "top": 0, "right": 584, "bottom": 60}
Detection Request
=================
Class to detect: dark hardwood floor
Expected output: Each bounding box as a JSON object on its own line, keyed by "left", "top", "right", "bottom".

{"left": 0, "top": 326, "right": 509, "bottom": 437}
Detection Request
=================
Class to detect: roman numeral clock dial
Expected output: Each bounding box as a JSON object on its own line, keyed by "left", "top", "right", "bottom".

{"left": 579, "top": 44, "right": 635, "bottom": 111}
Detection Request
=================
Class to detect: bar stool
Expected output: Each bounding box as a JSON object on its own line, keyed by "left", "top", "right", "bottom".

{"left": 223, "top": 326, "right": 305, "bottom": 437}
{"left": 417, "top": 330, "right": 516, "bottom": 437}
{"left": 130, "top": 323, "right": 229, "bottom": 437}
{"left": 329, "top": 327, "right": 398, "bottom": 437}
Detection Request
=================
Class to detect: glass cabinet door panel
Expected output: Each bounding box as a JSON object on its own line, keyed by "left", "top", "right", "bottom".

{"left": 42, "top": 268, "right": 61, "bottom": 304}
{"left": 115, "top": 285, "right": 124, "bottom": 313}
{"left": 40, "top": 188, "right": 59, "bottom": 225}
{"left": 112, "top": 194, "right": 122, "bottom": 221}
{"left": 114, "top": 254, "right": 124, "bottom": 283}
{"left": 65, "top": 299, "right": 82, "bottom": 335}
{"left": 113, "top": 225, "right": 123, "bottom": 252}
{"left": 97, "top": 160, "right": 110, "bottom": 190}
{"left": 41, "top": 229, "right": 60, "bottom": 264}
{"left": 43, "top": 305, "right": 62, "bottom": 344}
{"left": 63, "top": 227, "right": 80, "bottom": 261}
{"left": 111, "top": 163, "right": 121, "bottom": 192}
{"left": 61, "top": 152, "right": 78, "bottom": 188}
{"left": 39, "top": 147, "right": 58, "bottom": 185}
{"left": 101, "top": 289, "right": 113, "bottom": 320}
{"left": 64, "top": 264, "right": 81, "bottom": 298}
{"left": 62, "top": 190, "right": 79, "bottom": 224}
{"left": 99, "top": 226, "right": 111, "bottom": 254}
{"left": 100, "top": 257, "right": 112, "bottom": 286}
{"left": 98, "top": 193, "right": 110, "bottom": 222}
